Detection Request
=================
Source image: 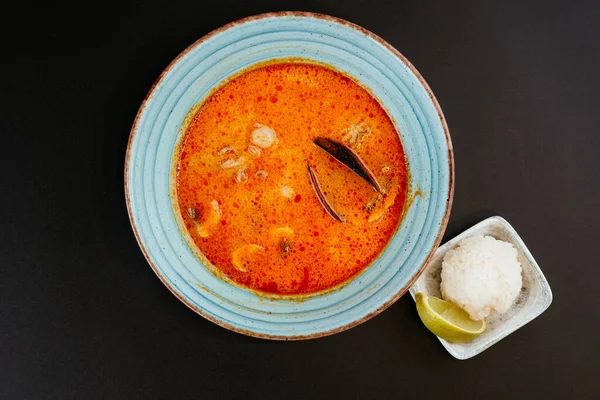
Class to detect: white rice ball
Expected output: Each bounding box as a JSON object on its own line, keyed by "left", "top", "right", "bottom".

{"left": 440, "top": 235, "right": 523, "bottom": 321}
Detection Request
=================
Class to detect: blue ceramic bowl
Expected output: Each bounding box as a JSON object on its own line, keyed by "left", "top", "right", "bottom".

{"left": 125, "top": 12, "right": 454, "bottom": 339}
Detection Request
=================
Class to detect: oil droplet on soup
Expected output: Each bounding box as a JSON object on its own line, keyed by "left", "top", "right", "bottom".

{"left": 176, "top": 62, "right": 408, "bottom": 295}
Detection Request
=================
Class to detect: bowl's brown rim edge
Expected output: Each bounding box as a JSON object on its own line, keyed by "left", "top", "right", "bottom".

{"left": 124, "top": 11, "right": 455, "bottom": 341}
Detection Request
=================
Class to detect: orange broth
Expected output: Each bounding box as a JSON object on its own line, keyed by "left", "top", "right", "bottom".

{"left": 175, "top": 62, "right": 408, "bottom": 295}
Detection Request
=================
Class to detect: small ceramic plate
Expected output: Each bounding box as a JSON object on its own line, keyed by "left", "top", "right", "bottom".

{"left": 409, "top": 216, "right": 552, "bottom": 359}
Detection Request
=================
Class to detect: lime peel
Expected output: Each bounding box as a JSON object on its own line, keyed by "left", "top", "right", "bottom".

{"left": 415, "top": 292, "right": 486, "bottom": 343}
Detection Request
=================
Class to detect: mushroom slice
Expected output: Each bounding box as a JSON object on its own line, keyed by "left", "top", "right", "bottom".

{"left": 251, "top": 124, "right": 277, "bottom": 148}
{"left": 342, "top": 123, "right": 371, "bottom": 147}
{"left": 235, "top": 168, "right": 248, "bottom": 183}
{"left": 221, "top": 157, "right": 245, "bottom": 169}
{"left": 218, "top": 146, "right": 236, "bottom": 156}
{"left": 247, "top": 145, "right": 262, "bottom": 157}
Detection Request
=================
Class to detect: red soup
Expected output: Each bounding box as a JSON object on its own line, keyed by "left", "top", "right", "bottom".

{"left": 175, "top": 62, "right": 408, "bottom": 295}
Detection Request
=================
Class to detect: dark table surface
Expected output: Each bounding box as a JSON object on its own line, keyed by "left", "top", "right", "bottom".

{"left": 2, "top": 1, "right": 598, "bottom": 398}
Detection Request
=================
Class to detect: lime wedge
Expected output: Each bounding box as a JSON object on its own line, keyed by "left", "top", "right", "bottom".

{"left": 415, "top": 292, "right": 486, "bottom": 343}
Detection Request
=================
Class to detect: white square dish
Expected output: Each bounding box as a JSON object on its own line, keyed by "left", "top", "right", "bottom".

{"left": 409, "top": 216, "right": 553, "bottom": 360}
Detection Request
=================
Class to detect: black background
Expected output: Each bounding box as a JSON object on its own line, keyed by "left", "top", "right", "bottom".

{"left": 2, "top": 1, "right": 598, "bottom": 399}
